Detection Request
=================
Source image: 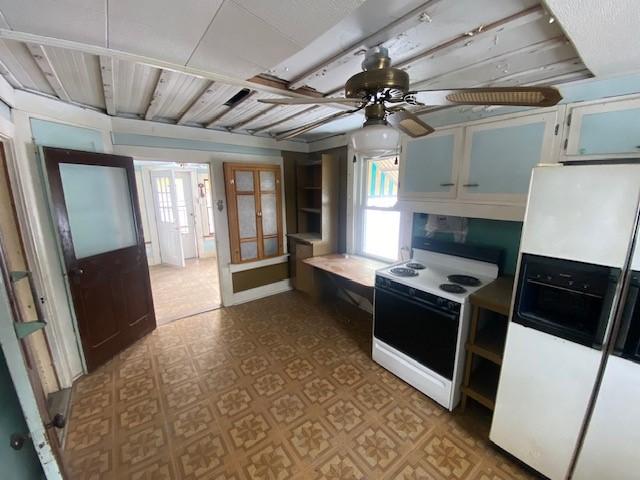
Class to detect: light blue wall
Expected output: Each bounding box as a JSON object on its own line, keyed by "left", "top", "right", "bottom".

{"left": 423, "top": 73, "right": 640, "bottom": 128}
{"left": 30, "top": 119, "right": 104, "bottom": 152}
{"left": 203, "top": 238, "right": 216, "bottom": 254}
{"left": 112, "top": 132, "right": 282, "bottom": 157}
{"left": 0, "top": 100, "right": 11, "bottom": 122}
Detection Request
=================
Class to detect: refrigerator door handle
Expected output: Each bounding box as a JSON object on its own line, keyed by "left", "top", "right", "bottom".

{"left": 612, "top": 281, "right": 639, "bottom": 356}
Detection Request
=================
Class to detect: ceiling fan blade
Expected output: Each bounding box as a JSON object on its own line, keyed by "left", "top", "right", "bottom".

{"left": 275, "top": 110, "right": 356, "bottom": 141}
{"left": 258, "top": 97, "right": 364, "bottom": 105}
{"left": 386, "top": 110, "right": 434, "bottom": 138}
{"left": 406, "top": 87, "right": 562, "bottom": 107}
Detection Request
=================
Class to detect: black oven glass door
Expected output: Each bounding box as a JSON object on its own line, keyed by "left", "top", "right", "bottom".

{"left": 374, "top": 288, "right": 460, "bottom": 380}
{"left": 514, "top": 254, "right": 620, "bottom": 349}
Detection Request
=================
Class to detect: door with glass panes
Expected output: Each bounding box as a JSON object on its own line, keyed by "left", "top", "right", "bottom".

{"left": 224, "top": 163, "right": 283, "bottom": 263}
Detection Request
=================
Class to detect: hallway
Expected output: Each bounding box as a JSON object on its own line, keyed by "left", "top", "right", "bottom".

{"left": 149, "top": 257, "right": 220, "bottom": 324}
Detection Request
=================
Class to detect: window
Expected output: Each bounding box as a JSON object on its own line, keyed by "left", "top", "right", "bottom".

{"left": 224, "top": 163, "right": 284, "bottom": 263}
{"left": 174, "top": 176, "right": 189, "bottom": 234}
{"left": 357, "top": 157, "right": 401, "bottom": 261}
{"left": 155, "top": 177, "right": 174, "bottom": 223}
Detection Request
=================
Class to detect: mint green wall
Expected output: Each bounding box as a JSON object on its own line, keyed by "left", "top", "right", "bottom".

{"left": 413, "top": 213, "right": 522, "bottom": 275}
{"left": 30, "top": 118, "right": 104, "bottom": 152}
{"left": 0, "top": 349, "right": 44, "bottom": 479}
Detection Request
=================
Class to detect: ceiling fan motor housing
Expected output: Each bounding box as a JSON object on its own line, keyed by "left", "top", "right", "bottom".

{"left": 345, "top": 46, "right": 410, "bottom": 101}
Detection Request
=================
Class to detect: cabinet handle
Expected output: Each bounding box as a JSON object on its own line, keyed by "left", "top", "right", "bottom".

{"left": 440, "top": 182, "right": 455, "bottom": 187}
{"left": 463, "top": 183, "right": 479, "bottom": 187}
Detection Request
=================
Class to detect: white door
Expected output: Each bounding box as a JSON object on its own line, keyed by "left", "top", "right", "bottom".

{"left": 151, "top": 170, "right": 184, "bottom": 267}
{"left": 174, "top": 171, "right": 197, "bottom": 259}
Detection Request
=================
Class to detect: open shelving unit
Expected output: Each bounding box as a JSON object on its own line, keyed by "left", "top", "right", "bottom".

{"left": 461, "top": 276, "right": 514, "bottom": 413}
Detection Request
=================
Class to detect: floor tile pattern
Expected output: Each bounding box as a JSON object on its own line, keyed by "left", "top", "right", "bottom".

{"left": 63, "top": 292, "right": 539, "bottom": 479}
{"left": 149, "top": 257, "right": 220, "bottom": 324}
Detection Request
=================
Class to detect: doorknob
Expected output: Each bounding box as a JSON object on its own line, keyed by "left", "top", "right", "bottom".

{"left": 69, "top": 268, "right": 84, "bottom": 276}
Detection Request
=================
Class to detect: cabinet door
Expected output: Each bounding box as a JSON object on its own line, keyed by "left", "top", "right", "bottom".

{"left": 399, "top": 127, "right": 463, "bottom": 200}
{"left": 459, "top": 111, "right": 557, "bottom": 204}
{"left": 565, "top": 96, "right": 640, "bottom": 159}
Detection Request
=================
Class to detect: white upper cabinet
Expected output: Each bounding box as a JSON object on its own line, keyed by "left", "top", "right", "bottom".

{"left": 562, "top": 95, "right": 640, "bottom": 160}
{"left": 459, "top": 111, "right": 559, "bottom": 205}
{"left": 399, "top": 127, "right": 463, "bottom": 200}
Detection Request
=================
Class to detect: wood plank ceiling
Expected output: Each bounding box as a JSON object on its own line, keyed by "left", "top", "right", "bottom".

{"left": 0, "top": 0, "right": 591, "bottom": 142}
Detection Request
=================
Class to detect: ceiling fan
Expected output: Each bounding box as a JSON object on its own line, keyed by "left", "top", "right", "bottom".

{"left": 259, "top": 47, "right": 562, "bottom": 144}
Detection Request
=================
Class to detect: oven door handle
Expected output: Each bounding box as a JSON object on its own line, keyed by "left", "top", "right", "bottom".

{"left": 376, "top": 287, "right": 459, "bottom": 322}
{"left": 613, "top": 283, "right": 639, "bottom": 356}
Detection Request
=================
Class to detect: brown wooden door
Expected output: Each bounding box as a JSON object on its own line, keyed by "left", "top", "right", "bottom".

{"left": 44, "top": 147, "right": 156, "bottom": 372}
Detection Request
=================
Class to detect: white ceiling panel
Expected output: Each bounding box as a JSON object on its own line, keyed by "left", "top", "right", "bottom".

{"left": 116, "top": 60, "right": 160, "bottom": 116}
{"left": 0, "top": 0, "right": 106, "bottom": 46}
{"left": 415, "top": 42, "right": 580, "bottom": 89}
{"left": 241, "top": 104, "right": 315, "bottom": 131}
{"left": 209, "top": 91, "right": 280, "bottom": 129}
{"left": 0, "top": 40, "right": 54, "bottom": 93}
{"left": 146, "top": 71, "right": 210, "bottom": 121}
{"left": 108, "top": 0, "right": 224, "bottom": 65}
{"left": 44, "top": 46, "right": 104, "bottom": 108}
{"left": 404, "top": 19, "right": 562, "bottom": 86}
{"left": 233, "top": 0, "right": 365, "bottom": 46}
{"left": 187, "top": 1, "right": 301, "bottom": 79}
{"left": 290, "top": 0, "right": 540, "bottom": 93}
{"left": 270, "top": 105, "right": 339, "bottom": 133}
{"left": 268, "top": 0, "right": 426, "bottom": 81}
{"left": 179, "top": 83, "right": 244, "bottom": 126}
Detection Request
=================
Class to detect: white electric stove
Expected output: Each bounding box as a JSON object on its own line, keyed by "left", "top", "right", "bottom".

{"left": 372, "top": 239, "right": 500, "bottom": 410}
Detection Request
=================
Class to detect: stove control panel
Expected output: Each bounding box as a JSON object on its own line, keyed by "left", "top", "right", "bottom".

{"left": 375, "top": 275, "right": 461, "bottom": 314}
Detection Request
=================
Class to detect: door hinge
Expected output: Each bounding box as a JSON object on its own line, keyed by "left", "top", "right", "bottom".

{"left": 554, "top": 124, "right": 559, "bottom": 135}
{"left": 563, "top": 138, "right": 568, "bottom": 150}
{"left": 566, "top": 113, "right": 572, "bottom": 126}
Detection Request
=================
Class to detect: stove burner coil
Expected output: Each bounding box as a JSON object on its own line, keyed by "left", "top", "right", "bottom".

{"left": 447, "top": 274, "right": 481, "bottom": 287}
{"left": 390, "top": 267, "right": 418, "bottom": 277}
{"left": 439, "top": 283, "right": 467, "bottom": 294}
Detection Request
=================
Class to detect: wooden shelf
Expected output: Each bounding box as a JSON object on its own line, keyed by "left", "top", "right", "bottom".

{"left": 299, "top": 207, "right": 321, "bottom": 214}
{"left": 468, "top": 322, "right": 506, "bottom": 365}
{"left": 462, "top": 361, "right": 499, "bottom": 410}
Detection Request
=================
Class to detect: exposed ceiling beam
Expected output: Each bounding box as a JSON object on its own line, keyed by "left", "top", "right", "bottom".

{"left": 288, "top": 0, "right": 441, "bottom": 90}
{"left": 0, "top": 57, "right": 23, "bottom": 89}
{"left": 145, "top": 70, "right": 172, "bottom": 121}
{"left": 205, "top": 91, "right": 257, "bottom": 129}
{"left": 0, "top": 29, "right": 329, "bottom": 101}
{"left": 99, "top": 55, "right": 117, "bottom": 115}
{"left": 409, "top": 36, "right": 568, "bottom": 90}
{"left": 176, "top": 81, "right": 214, "bottom": 125}
{"left": 25, "top": 44, "right": 70, "bottom": 101}
{"left": 249, "top": 106, "right": 320, "bottom": 134}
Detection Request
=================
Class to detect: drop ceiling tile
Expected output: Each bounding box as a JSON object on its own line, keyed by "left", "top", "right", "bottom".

{"left": 0, "top": 0, "right": 106, "bottom": 46}
{"left": 234, "top": 0, "right": 365, "bottom": 46}
{"left": 107, "top": 0, "right": 224, "bottom": 65}
{"left": 187, "top": 1, "right": 301, "bottom": 79}
{"left": 0, "top": 40, "right": 54, "bottom": 93}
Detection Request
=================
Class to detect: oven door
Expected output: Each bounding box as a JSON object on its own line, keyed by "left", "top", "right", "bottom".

{"left": 513, "top": 254, "right": 620, "bottom": 349}
{"left": 374, "top": 287, "right": 460, "bottom": 380}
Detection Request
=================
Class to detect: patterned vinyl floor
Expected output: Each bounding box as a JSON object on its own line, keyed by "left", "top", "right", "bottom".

{"left": 149, "top": 257, "right": 221, "bottom": 325}
{"left": 62, "top": 291, "right": 538, "bottom": 479}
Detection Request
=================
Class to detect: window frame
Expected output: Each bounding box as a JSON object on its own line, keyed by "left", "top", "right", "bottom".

{"left": 354, "top": 155, "right": 401, "bottom": 263}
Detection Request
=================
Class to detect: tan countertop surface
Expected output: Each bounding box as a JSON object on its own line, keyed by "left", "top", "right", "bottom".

{"left": 470, "top": 276, "right": 515, "bottom": 316}
{"left": 302, "top": 254, "right": 386, "bottom": 288}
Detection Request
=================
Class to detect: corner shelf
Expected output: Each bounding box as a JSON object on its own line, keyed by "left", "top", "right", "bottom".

{"left": 461, "top": 276, "right": 514, "bottom": 414}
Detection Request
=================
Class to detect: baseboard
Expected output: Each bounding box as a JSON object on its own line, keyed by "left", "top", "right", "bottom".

{"left": 230, "top": 278, "right": 292, "bottom": 305}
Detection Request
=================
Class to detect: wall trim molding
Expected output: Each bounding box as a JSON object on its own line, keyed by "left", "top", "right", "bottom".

{"left": 229, "top": 278, "right": 292, "bottom": 305}
{"left": 229, "top": 255, "right": 289, "bottom": 273}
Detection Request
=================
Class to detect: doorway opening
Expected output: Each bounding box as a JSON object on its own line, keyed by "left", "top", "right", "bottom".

{"left": 134, "top": 160, "right": 221, "bottom": 324}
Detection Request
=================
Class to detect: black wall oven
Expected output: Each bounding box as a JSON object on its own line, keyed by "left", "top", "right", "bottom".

{"left": 513, "top": 254, "right": 620, "bottom": 349}
{"left": 374, "top": 276, "right": 461, "bottom": 380}
{"left": 613, "top": 270, "right": 640, "bottom": 363}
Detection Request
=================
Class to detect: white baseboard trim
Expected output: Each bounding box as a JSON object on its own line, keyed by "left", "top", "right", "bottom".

{"left": 229, "top": 278, "right": 292, "bottom": 305}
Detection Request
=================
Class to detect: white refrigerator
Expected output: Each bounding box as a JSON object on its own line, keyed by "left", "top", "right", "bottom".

{"left": 490, "top": 164, "right": 640, "bottom": 480}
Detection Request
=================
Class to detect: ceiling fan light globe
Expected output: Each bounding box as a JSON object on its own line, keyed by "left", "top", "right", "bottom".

{"left": 350, "top": 124, "right": 401, "bottom": 158}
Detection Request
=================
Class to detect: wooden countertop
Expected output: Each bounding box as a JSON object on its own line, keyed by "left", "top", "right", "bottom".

{"left": 302, "top": 254, "right": 386, "bottom": 288}
{"left": 470, "top": 276, "right": 515, "bottom": 316}
{"left": 287, "top": 232, "right": 322, "bottom": 245}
